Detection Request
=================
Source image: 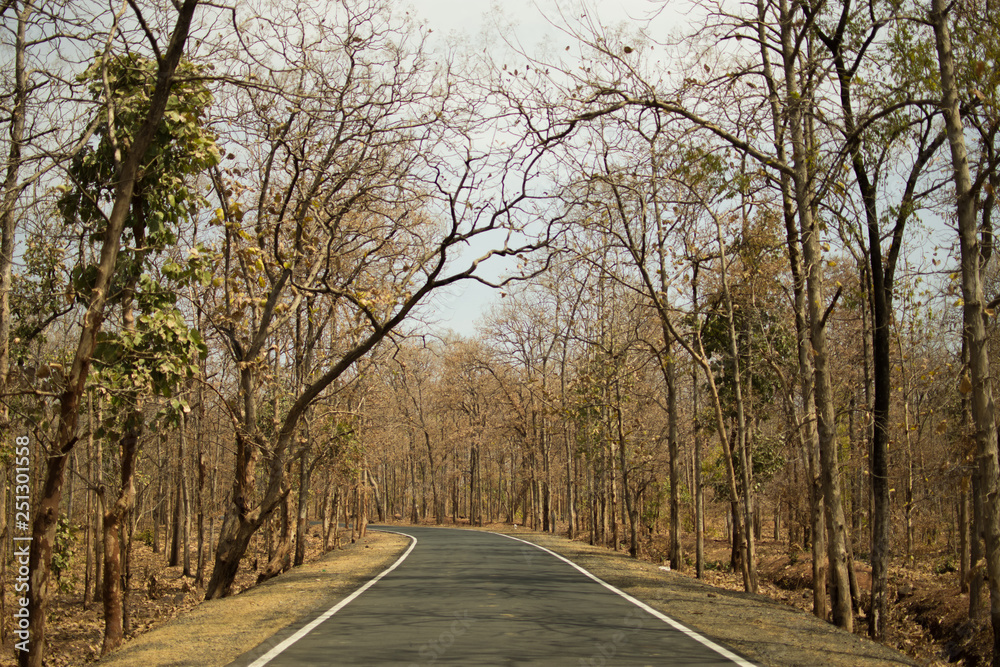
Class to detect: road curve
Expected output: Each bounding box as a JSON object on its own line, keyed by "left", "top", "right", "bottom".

{"left": 230, "top": 526, "right": 754, "bottom": 666}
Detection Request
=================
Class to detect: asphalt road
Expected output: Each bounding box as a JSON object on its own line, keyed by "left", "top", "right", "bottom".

{"left": 231, "top": 526, "right": 754, "bottom": 666}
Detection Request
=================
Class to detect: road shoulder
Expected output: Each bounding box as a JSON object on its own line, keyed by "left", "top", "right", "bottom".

{"left": 96, "top": 531, "right": 411, "bottom": 667}
{"left": 501, "top": 530, "right": 915, "bottom": 667}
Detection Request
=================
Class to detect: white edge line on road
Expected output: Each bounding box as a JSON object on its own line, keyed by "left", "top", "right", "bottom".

{"left": 247, "top": 530, "right": 417, "bottom": 666}
{"left": 494, "top": 532, "right": 756, "bottom": 667}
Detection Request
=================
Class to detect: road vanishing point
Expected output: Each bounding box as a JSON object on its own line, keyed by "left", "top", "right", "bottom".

{"left": 229, "top": 526, "right": 754, "bottom": 666}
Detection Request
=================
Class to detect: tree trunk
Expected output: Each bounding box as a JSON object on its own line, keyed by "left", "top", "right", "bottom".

{"left": 409, "top": 451, "right": 419, "bottom": 524}
{"left": 691, "top": 272, "right": 705, "bottom": 579}
{"left": 94, "top": 405, "right": 105, "bottom": 602}
{"left": 259, "top": 488, "right": 292, "bottom": 583}
{"left": 903, "top": 397, "right": 915, "bottom": 564}
{"left": 121, "top": 507, "right": 136, "bottom": 638}
{"left": 802, "top": 213, "right": 853, "bottom": 630}
{"left": 152, "top": 436, "right": 162, "bottom": 556}
{"left": 196, "top": 448, "right": 206, "bottom": 587}
{"left": 321, "top": 479, "right": 332, "bottom": 550}
{"left": 810, "top": 4, "right": 898, "bottom": 635}
{"left": 861, "top": 130, "right": 893, "bottom": 638}
{"left": 205, "top": 511, "right": 259, "bottom": 599}
{"left": 330, "top": 486, "right": 342, "bottom": 550}
{"left": 100, "top": 431, "right": 139, "bottom": 656}
{"left": 810, "top": 461, "right": 828, "bottom": 619}
{"left": 180, "top": 410, "right": 192, "bottom": 577}
{"left": 780, "top": 10, "right": 853, "bottom": 629}
{"left": 294, "top": 450, "right": 310, "bottom": 567}
{"left": 424, "top": 431, "right": 442, "bottom": 524}
{"left": 0, "top": 0, "right": 30, "bottom": 412}
{"left": 367, "top": 468, "right": 385, "bottom": 523}
{"left": 470, "top": 440, "right": 481, "bottom": 527}
{"left": 615, "top": 388, "right": 638, "bottom": 558}
{"left": 971, "top": 470, "right": 988, "bottom": 623}
{"left": 849, "top": 395, "right": 862, "bottom": 549}
{"left": 0, "top": 464, "right": 7, "bottom": 648}
{"left": 66, "top": 450, "right": 77, "bottom": 526}
{"left": 932, "top": 5, "right": 1000, "bottom": 660}
{"left": 564, "top": 425, "right": 577, "bottom": 539}
{"left": 665, "top": 337, "right": 681, "bottom": 571}
{"left": 205, "top": 425, "right": 262, "bottom": 599}
{"left": 169, "top": 474, "right": 182, "bottom": 567}
{"left": 609, "top": 433, "right": 619, "bottom": 551}
{"left": 753, "top": 0, "right": 838, "bottom": 623}
{"left": 716, "top": 215, "right": 758, "bottom": 592}
{"left": 84, "top": 394, "right": 95, "bottom": 608}
{"left": 961, "top": 475, "right": 970, "bottom": 594}
{"left": 356, "top": 468, "right": 368, "bottom": 539}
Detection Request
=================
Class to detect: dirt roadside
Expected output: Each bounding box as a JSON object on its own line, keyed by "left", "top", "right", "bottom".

{"left": 500, "top": 530, "right": 916, "bottom": 667}
{"left": 89, "top": 526, "right": 915, "bottom": 667}
{"left": 94, "top": 531, "right": 411, "bottom": 667}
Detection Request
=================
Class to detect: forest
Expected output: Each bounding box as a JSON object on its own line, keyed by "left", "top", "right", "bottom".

{"left": 1, "top": 0, "right": 999, "bottom": 664}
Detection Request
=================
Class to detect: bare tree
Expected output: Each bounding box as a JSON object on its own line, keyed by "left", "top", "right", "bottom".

{"left": 506, "top": 0, "right": 856, "bottom": 625}
{"left": 929, "top": 0, "right": 1000, "bottom": 661}
{"left": 200, "top": 0, "right": 556, "bottom": 598}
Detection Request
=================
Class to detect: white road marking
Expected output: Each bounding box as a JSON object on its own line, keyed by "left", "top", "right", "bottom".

{"left": 247, "top": 531, "right": 417, "bottom": 666}
{"left": 494, "top": 531, "right": 756, "bottom": 667}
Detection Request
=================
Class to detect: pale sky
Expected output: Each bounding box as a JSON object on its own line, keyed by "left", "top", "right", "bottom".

{"left": 403, "top": 0, "right": 675, "bottom": 338}
{"left": 401, "top": 0, "right": 955, "bottom": 341}
{"left": 406, "top": 0, "right": 673, "bottom": 40}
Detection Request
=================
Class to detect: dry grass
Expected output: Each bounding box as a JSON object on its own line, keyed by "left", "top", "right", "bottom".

{"left": 1, "top": 528, "right": 409, "bottom": 667}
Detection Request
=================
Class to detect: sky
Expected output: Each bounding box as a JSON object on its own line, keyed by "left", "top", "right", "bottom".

{"left": 401, "top": 0, "right": 957, "bottom": 341}
{"left": 408, "top": 0, "right": 670, "bottom": 48}
{"left": 405, "top": 0, "right": 551, "bottom": 339}
{"left": 403, "top": 0, "right": 674, "bottom": 338}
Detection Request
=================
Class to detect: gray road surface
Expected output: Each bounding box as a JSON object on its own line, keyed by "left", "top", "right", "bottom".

{"left": 230, "top": 526, "right": 754, "bottom": 666}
